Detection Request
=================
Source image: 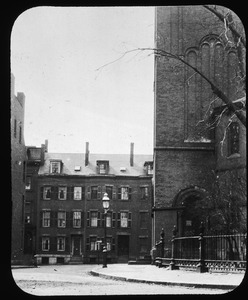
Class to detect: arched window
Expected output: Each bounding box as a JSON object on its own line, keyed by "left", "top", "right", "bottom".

{"left": 228, "top": 122, "right": 240, "bottom": 156}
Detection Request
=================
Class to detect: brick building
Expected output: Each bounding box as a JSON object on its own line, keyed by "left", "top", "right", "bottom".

{"left": 32, "top": 142, "right": 153, "bottom": 264}
{"left": 152, "top": 6, "right": 246, "bottom": 250}
{"left": 11, "top": 73, "right": 26, "bottom": 264}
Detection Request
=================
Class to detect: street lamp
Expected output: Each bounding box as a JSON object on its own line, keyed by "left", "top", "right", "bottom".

{"left": 102, "top": 192, "right": 110, "bottom": 268}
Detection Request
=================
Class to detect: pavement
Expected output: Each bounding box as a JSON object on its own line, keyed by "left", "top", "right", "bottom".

{"left": 89, "top": 264, "right": 246, "bottom": 290}
{"left": 12, "top": 263, "right": 246, "bottom": 290}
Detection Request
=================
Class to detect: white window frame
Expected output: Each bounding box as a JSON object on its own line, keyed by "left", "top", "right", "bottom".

{"left": 57, "top": 237, "right": 65, "bottom": 251}
{"left": 74, "top": 187, "right": 82, "bottom": 200}
{"left": 50, "top": 161, "right": 61, "bottom": 174}
{"left": 43, "top": 187, "right": 51, "bottom": 200}
{"left": 73, "top": 211, "right": 81, "bottom": 228}
{"left": 42, "top": 237, "right": 50, "bottom": 251}
{"left": 120, "top": 212, "right": 128, "bottom": 228}
{"left": 42, "top": 211, "right": 50, "bottom": 227}
{"left": 58, "top": 187, "right": 67, "bottom": 200}
{"left": 57, "top": 211, "right": 66, "bottom": 228}
{"left": 90, "top": 211, "right": 98, "bottom": 227}
{"left": 121, "top": 187, "right": 129, "bottom": 200}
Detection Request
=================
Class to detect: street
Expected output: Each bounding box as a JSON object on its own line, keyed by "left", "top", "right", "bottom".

{"left": 12, "top": 265, "right": 229, "bottom": 295}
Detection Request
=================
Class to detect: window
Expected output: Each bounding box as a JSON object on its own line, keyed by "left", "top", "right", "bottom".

{"left": 58, "top": 211, "right": 66, "bottom": 228}
{"left": 120, "top": 212, "right": 128, "bottom": 228}
{"left": 144, "top": 161, "right": 153, "bottom": 175}
{"left": 118, "top": 212, "right": 132, "bottom": 228}
{"left": 106, "top": 186, "right": 113, "bottom": 199}
{"left": 73, "top": 187, "right": 82, "bottom": 200}
{"left": 49, "top": 161, "right": 62, "bottom": 174}
{"left": 25, "top": 176, "right": 31, "bottom": 190}
{"left": 43, "top": 187, "right": 51, "bottom": 200}
{"left": 91, "top": 186, "right": 98, "bottom": 200}
{"left": 90, "top": 211, "right": 98, "bottom": 227}
{"left": 118, "top": 187, "right": 131, "bottom": 200}
{"left": 228, "top": 122, "right": 240, "bottom": 156}
{"left": 25, "top": 202, "right": 31, "bottom": 224}
{"left": 19, "top": 125, "right": 22, "bottom": 143}
{"left": 140, "top": 186, "right": 149, "bottom": 200}
{"left": 42, "top": 237, "right": 50, "bottom": 251}
{"left": 73, "top": 211, "right": 81, "bottom": 228}
{"left": 106, "top": 212, "right": 112, "bottom": 228}
{"left": 89, "top": 236, "right": 101, "bottom": 251}
{"left": 139, "top": 237, "right": 148, "bottom": 253}
{"left": 25, "top": 215, "right": 31, "bottom": 224}
{"left": 57, "top": 237, "right": 65, "bottom": 251}
{"left": 42, "top": 211, "right": 50, "bottom": 227}
{"left": 140, "top": 212, "right": 149, "bottom": 229}
{"left": 106, "top": 237, "right": 112, "bottom": 251}
{"left": 58, "top": 187, "right": 67, "bottom": 200}
{"left": 97, "top": 160, "right": 109, "bottom": 174}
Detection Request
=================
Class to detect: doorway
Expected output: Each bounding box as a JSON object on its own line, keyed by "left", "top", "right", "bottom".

{"left": 117, "top": 235, "right": 129, "bottom": 262}
{"left": 72, "top": 236, "right": 81, "bottom": 256}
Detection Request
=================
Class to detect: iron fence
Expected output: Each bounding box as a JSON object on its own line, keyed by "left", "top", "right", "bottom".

{"left": 155, "top": 224, "right": 246, "bottom": 272}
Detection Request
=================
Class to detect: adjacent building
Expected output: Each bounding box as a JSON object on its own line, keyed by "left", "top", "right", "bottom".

{"left": 152, "top": 6, "right": 246, "bottom": 251}
{"left": 11, "top": 73, "right": 26, "bottom": 264}
{"left": 30, "top": 142, "right": 153, "bottom": 264}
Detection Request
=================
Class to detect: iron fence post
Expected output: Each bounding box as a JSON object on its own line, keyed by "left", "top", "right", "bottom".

{"left": 170, "top": 225, "right": 179, "bottom": 270}
{"left": 197, "top": 222, "right": 208, "bottom": 273}
{"left": 160, "top": 228, "right": 164, "bottom": 258}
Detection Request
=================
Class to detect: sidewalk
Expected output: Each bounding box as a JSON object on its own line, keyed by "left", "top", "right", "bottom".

{"left": 90, "top": 264, "right": 246, "bottom": 290}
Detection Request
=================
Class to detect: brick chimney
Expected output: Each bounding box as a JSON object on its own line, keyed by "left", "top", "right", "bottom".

{"left": 130, "top": 142, "right": 134, "bottom": 167}
{"left": 85, "top": 142, "right": 89, "bottom": 166}
{"left": 44, "top": 139, "right": 48, "bottom": 152}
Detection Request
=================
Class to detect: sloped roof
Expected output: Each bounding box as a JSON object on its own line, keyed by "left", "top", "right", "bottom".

{"left": 38, "top": 152, "right": 153, "bottom": 177}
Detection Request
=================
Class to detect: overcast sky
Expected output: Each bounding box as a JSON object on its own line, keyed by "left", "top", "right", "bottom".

{"left": 11, "top": 6, "right": 154, "bottom": 154}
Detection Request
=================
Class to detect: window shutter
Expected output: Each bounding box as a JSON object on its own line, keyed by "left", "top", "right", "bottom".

{"left": 128, "top": 212, "right": 132, "bottom": 228}
{"left": 81, "top": 211, "right": 84, "bottom": 228}
{"left": 113, "top": 186, "right": 116, "bottom": 200}
{"left": 117, "top": 188, "right": 121, "bottom": 200}
{"left": 117, "top": 212, "right": 120, "bottom": 228}
{"left": 86, "top": 186, "right": 91, "bottom": 200}
{"left": 51, "top": 186, "right": 55, "bottom": 200}
{"left": 70, "top": 211, "right": 74, "bottom": 228}
{"left": 97, "top": 211, "right": 101, "bottom": 227}
{"left": 66, "top": 211, "right": 70, "bottom": 228}
{"left": 112, "top": 212, "right": 116, "bottom": 227}
{"left": 87, "top": 211, "right": 90, "bottom": 227}
{"left": 40, "top": 211, "right": 43, "bottom": 227}
{"left": 97, "top": 186, "right": 102, "bottom": 200}
{"left": 86, "top": 237, "right": 90, "bottom": 251}
{"left": 102, "top": 185, "right": 106, "bottom": 197}
{"left": 112, "top": 237, "right": 115, "bottom": 251}
{"left": 101, "top": 212, "right": 105, "bottom": 227}
{"left": 65, "top": 237, "right": 70, "bottom": 252}
{"left": 40, "top": 187, "right": 44, "bottom": 200}
{"left": 81, "top": 186, "right": 85, "bottom": 200}
{"left": 129, "top": 187, "right": 132, "bottom": 200}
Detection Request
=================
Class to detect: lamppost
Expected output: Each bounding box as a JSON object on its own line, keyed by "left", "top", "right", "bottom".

{"left": 102, "top": 192, "right": 110, "bottom": 268}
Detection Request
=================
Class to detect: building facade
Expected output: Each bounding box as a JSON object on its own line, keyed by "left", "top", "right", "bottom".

{"left": 153, "top": 6, "right": 246, "bottom": 251}
{"left": 11, "top": 73, "right": 26, "bottom": 264}
{"left": 32, "top": 143, "right": 153, "bottom": 264}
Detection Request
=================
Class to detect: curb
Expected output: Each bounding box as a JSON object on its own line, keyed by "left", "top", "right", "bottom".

{"left": 89, "top": 270, "right": 238, "bottom": 290}
{"left": 11, "top": 265, "right": 39, "bottom": 269}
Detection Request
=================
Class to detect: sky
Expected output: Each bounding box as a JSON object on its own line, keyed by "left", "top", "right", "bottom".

{"left": 11, "top": 6, "right": 155, "bottom": 154}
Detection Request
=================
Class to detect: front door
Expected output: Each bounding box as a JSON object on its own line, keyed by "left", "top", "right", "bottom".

{"left": 117, "top": 235, "right": 129, "bottom": 262}
{"left": 72, "top": 236, "right": 81, "bottom": 256}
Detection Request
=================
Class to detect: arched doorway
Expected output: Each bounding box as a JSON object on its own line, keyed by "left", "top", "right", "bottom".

{"left": 173, "top": 186, "right": 207, "bottom": 236}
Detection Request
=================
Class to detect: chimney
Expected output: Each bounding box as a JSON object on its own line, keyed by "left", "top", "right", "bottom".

{"left": 44, "top": 139, "right": 48, "bottom": 153}
{"left": 130, "top": 142, "right": 134, "bottom": 167}
{"left": 85, "top": 142, "right": 89, "bottom": 166}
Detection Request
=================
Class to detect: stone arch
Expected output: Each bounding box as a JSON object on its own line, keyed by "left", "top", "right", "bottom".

{"left": 172, "top": 186, "right": 207, "bottom": 236}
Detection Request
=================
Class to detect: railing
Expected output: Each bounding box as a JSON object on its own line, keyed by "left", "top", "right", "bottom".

{"left": 155, "top": 223, "right": 246, "bottom": 273}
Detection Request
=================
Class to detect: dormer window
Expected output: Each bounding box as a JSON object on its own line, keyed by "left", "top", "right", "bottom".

{"left": 144, "top": 161, "right": 153, "bottom": 175}
{"left": 49, "top": 160, "right": 62, "bottom": 174}
{"left": 96, "top": 160, "right": 109, "bottom": 174}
